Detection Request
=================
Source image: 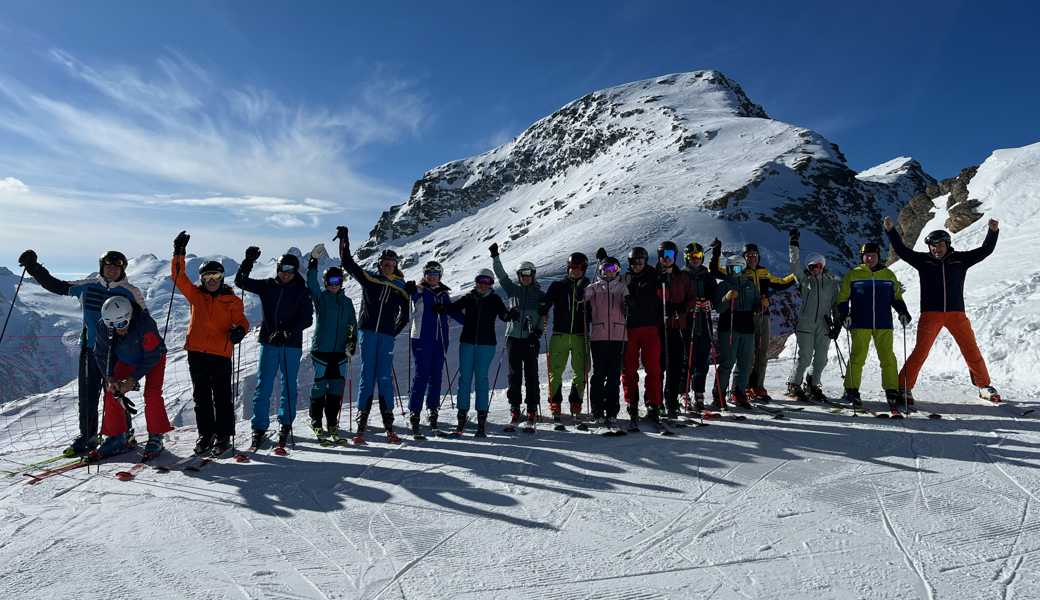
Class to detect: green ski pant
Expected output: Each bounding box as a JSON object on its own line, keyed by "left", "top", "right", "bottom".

{"left": 548, "top": 332, "right": 588, "bottom": 412}
{"left": 843, "top": 328, "right": 898, "bottom": 390}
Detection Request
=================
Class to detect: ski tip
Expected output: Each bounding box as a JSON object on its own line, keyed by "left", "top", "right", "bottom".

{"left": 233, "top": 455, "right": 249, "bottom": 462}
{"left": 875, "top": 413, "right": 890, "bottom": 419}
{"left": 115, "top": 472, "right": 133, "bottom": 481}
{"left": 928, "top": 413, "right": 942, "bottom": 419}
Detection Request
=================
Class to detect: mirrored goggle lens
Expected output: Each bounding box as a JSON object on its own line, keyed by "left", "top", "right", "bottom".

{"left": 424, "top": 269, "right": 442, "bottom": 276}
{"left": 808, "top": 263, "right": 823, "bottom": 272}
{"left": 568, "top": 262, "right": 587, "bottom": 270}
{"left": 925, "top": 235, "right": 945, "bottom": 244}
{"left": 744, "top": 253, "right": 759, "bottom": 258}
{"left": 280, "top": 264, "right": 296, "bottom": 273}
{"left": 661, "top": 250, "right": 676, "bottom": 260}
{"left": 685, "top": 252, "right": 704, "bottom": 260}
{"left": 326, "top": 277, "right": 343, "bottom": 286}
{"left": 200, "top": 272, "right": 224, "bottom": 282}
{"left": 730, "top": 266, "right": 744, "bottom": 273}
{"left": 103, "top": 257, "right": 127, "bottom": 267}
{"left": 110, "top": 319, "right": 129, "bottom": 329}
{"left": 601, "top": 264, "right": 620, "bottom": 274}
{"left": 517, "top": 269, "right": 535, "bottom": 278}
{"left": 476, "top": 276, "right": 494, "bottom": 285}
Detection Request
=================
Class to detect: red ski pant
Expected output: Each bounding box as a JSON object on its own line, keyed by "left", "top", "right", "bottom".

{"left": 899, "top": 311, "right": 990, "bottom": 389}
{"left": 622, "top": 326, "right": 662, "bottom": 407}
{"left": 101, "top": 356, "right": 173, "bottom": 437}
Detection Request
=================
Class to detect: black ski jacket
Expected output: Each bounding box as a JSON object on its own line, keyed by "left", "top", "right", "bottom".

{"left": 439, "top": 288, "right": 512, "bottom": 346}
{"left": 886, "top": 227, "right": 998, "bottom": 313}
{"left": 619, "top": 265, "right": 662, "bottom": 329}
{"left": 538, "top": 276, "right": 592, "bottom": 335}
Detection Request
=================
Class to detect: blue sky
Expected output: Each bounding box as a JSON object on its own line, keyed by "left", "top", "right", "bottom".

{"left": 1, "top": 0, "right": 1037, "bottom": 274}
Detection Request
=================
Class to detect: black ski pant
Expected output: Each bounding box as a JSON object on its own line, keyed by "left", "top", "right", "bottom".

{"left": 505, "top": 337, "right": 540, "bottom": 413}
{"left": 78, "top": 344, "right": 107, "bottom": 437}
{"left": 682, "top": 312, "right": 713, "bottom": 394}
{"left": 590, "top": 340, "right": 625, "bottom": 419}
{"left": 310, "top": 351, "right": 347, "bottom": 427}
{"left": 659, "top": 326, "right": 688, "bottom": 412}
{"left": 187, "top": 351, "right": 235, "bottom": 438}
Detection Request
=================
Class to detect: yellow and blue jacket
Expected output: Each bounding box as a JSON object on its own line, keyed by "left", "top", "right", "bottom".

{"left": 837, "top": 264, "right": 909, "bottom": 331}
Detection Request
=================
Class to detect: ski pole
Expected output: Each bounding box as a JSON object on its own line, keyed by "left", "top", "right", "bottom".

{"left": 901, "top": 323, "right": 908, "bottom": 414}
{"left": 164, "top": 260, "right": 179, "bottom": 340}
{"left": 490, "top": 344, "right": 506, "bottom": 410}
{"left": 280, "top": 337, "right": 295, "bottom": 450}
{"left": 391, "top": 364, "right": 405, "bottom": 416}
{"left": 661, "top": 281, "right": 670, "bottom": 413}
{"left": 0, "top": 267, "right": 25, "bottom": 349}
{"left": 708, "top": 314, "right": 724, "bottom": 413}
{"left": 349, "top": 358, "right": 354, "bottom": 432}
{"left": 543, "top": 316, "right": 553, "bottom": 408}
{"left": 94, "top": 328, "right": 116, "bottom": 474}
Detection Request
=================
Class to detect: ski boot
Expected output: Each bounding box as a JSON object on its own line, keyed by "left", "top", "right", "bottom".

{"left": 647, "top": 406, "right": 663, "bottom": 424}
{"left": 452, "top": 410, "right": 468, "bottom": 437}
{"left": 92, "top": 431, "right": 130, "bottom": 460}
{"left": 627, "top": 406, "right": 641, "bottom": 432}
{"left": 523, "top": 411, "right": 537, "bottom": 433}
{"left": 249, "top": 429, "right": 267, "bottom": 450}
{"left": 731, "top": 392, "right": 753, "bottom": 410}
{"left": 572, "top": 412, "right": 588, "bottom": 431}
{"left": 979, "top": 385, "right": 1001, "bottom": 403}
{"left": 693, "top": 392, "right": 705, "bottom": 412}
{"left": 353, "top": 410, "right": 369, "bottom": 445}
{"left": 552, "top": 411, "right": 566, "bottom": 431}
{"left": 606, "top": 416, "right": 626, "bottom": 436}
{"left": 273, "top": 424, "right": 291, "bottom": 455}
{"left": 410, "top": 411, "right": 426, "bottom": 440}
{"left": 804, "top": 375, "right": 826, "bottom": 401}
{"left": 193, "top": 434, "right": 215, "bottom": 455}
{"left": 64, "top": 434, "right": 99, "bottom": 457}
{"left": 896, "top": 388, "right": 917, "bottom": 412}
{"left": 382, "top": 410, "right": 402, "bottom": 443}
{"left": 843, "top": 388, "right": 863, "bottom": 410}
{"left": 142, "top": 434, "right": 164, "bottom": 460}
{"left": 752, "top": 387, "right": 772, "bottom": 404}
{"left": 709, "top": 389, "right": 728, "bottom": 411}
{"left": 681, "top": 393, "right": 692, "bottom": 411}
{"left": 476, "top": 410, "right": 488, "bottom": 438}
{"left": 786, "top": 381, "right": 810, "bottom": 403}
{"left": 885, "top": 389, "right": 904, "bottom": 415}
{"left": 211, "top": 435, "right": 232, "bottom": 457}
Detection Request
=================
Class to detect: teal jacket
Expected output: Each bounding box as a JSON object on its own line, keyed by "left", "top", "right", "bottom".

{"left": 492, "top": 256, "right": 545, "bottom": 338}
{"left": 307, "top": 267, "right": 358, "bottom": 353}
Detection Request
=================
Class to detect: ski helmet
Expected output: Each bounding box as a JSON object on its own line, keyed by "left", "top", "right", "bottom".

{"left": 726, "top": 255, "right": 747, "bottom": 274}
{"left": 378, "top": 249, "right": 401, "bottom": 265}
{"left": 924, "top": 230, "right": 952, "bottom": 249}
{"left": 99, "top": 250, "right": 128, "bottom": 279}
{"left": 567, "top": 252, "right": 588, "bottom": 269}
{"left": 277, "top": 253, "right": 300, "bottom": 274}
{"left": 516, "top": 260, "right": 537, "bottom": 278}
{"left": 198, "top": 260, "right": 224, "bottom": 276}
{"left": 627, "top": 247, "right": 650, "bottom": 263}
{"left": 741, "top": 243, "right": 760, "bottom": 257}
{"left": 475, "top": 268, "right": 495, "bottom": 285}
{"left": 684, "top": 243, "right": 705, "bottom": 262}
{"left": 101, "top": 296, "right": 134, "bottom": 330}
{"left": 860, "top": 242, "right": 882, "bottom": 257}
{"left": 805, "top": 253, "right": 826, "bottom": 273}
{"left": 657, "top": 241, "right": 679, "bottom": 261}
{"left": 422, "top": 260, "right": 444, "bottom": 276}
{"left": 598, "top": 257, "right": 622, "bottom": 280}
{"left": 323, "top": 266, "right": 345, "bottom": 287}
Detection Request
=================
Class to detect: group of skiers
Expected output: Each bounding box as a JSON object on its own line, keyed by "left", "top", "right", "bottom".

{"left": 14, "top": 215, "right": 1002, "bottom": 458}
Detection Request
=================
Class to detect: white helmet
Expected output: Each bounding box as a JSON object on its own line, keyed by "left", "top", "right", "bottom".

{"left": 101, "top": 296, "right": 133, "bottom": 329}
{"left": 725, "top": 255, "right": 747, "bottom": 274}
{"left": 516, "top": 261, "right": 536, "bottom": 277}
{"left": 805, "top": 253, "right": 826, "bottom": 271}
{"left": 475, "top": 268, "right": 495, "bottom": 284}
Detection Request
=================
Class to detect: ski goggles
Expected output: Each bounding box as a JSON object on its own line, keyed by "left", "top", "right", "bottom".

{"left": 567, "top": 262, "right": 587, "bottom": 271}
{"left": 601, "top": 263, "right": 620, "bottom": 275}
{"left": 475, "top": 275, "right": 494, "bottom": 285}
{"left": 109, "top": 319, "right": 130, "bottom": 330}
{"left": 808, "top": 262, "right": 824, "bottom": 273}
{"left": 424, "top": 268, "right": 442, "bottom": 276}
{"left": 200, "top": 272, "right": 224, "bottom": 283}
{"left": 660, "top": 249, "right": 676, "bottom": 261}
{"left": 684, "top": 251, "right": 704, "bottom": 261}
{"left": 279, "top": 264, "right": 296, "bottom": 273}
{"left": 729, "top": 265, "right": 744, "bottom": 274}
{"left": 517, "top": 269, "right": 535, "bottom": 278}
{"left": 102, "top": 256, "right": 127, "bottom": 267}
{"left": 326, "top": 276, "right": 343, "bottom": 286}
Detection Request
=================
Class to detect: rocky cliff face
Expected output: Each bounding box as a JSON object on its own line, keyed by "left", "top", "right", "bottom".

{"left": 355, "top": 70, "right": 935, "bottom": 279}
{"left": 888, "top": 166, "right": 982, "bottom": 265}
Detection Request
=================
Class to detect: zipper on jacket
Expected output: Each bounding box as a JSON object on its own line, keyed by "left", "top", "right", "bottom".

{"left": 942, "top": 261, "right": 947, "bottom": 312}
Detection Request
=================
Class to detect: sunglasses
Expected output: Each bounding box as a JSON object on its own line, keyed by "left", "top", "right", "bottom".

{"left": 110, "top": 319, "right": 129, "bottom": 330}
{"left": 601, "top": 264, "right": 620, "bottom": 274}
{"left": 280, "top": 264, "right": 296, "bottom": 273}
{"left": 102, "top": 257, "right": 127, "bottom": 267}
{"left": 744, "top": 253, "right": 759, "bottom": 259}
{"left": 685, "top": 252, "right": 704, "bottom": 261}
{"left": 200, "top": 272, "right": 224, "bottom": 283}
{"left": 326, "top": 277, "right": 343, "bottom": 286}
{"left": 476, "top": 276, "right": 494, "bottom": 285}
{"left": 730, "top": 266, "right": 744, "bottom": 274}
{"left": 517, "top": 269, "right": 535, "bottom": 278}
{"left": 661, "top": 250, "right": 676, "bottom": 260}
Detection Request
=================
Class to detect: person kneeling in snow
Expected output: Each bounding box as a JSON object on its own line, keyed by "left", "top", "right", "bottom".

{"left": 93, "top": 296, "right": 173, "bottom": 459}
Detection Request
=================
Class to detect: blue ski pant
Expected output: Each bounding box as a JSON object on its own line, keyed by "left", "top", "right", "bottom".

{"left": 712, "top": 329, "right": 754, "bottom": 403}
{"left": 356, "top": 330, "right": 395, "bottom": 413}
{"left": 409, "top": 336, "right": 446, "bottom": 412}
{"left": 457, "top": 343, "right": 496, "bottom": 412}
{"left": 251, "top": 343, "right": 303, "bottom": 431}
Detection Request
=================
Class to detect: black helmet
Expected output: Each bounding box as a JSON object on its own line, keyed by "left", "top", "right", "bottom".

{"left": 378, "top": 249, "right": 401, "bottom": 264}
{"left": 860, "top": 242, "right": 882, "bottom": 256}
{"left": 99, "top": 250, "right": 128, "bottom": 279}
{"left": 198, "top": 260, "right": 224, "bottom": 276}
{"left": 598, "top": 257, "right": 622, "bottom": 280}
{"left": 628, "top": 247, "right": 649, "bottom": 262}
{"left": 277, "top": 253, "right": 300, "bottom": 274}
{"left": 567, "top": 252, "right": 588, "bottom": 269}
{"left": 924, "top": 230, "right": 952, "bottom": 248}
{"left": 684, "top": 243, "right": 705, "bottom": 258}
{"left": 741, "top": 243, "right": 759, "bottom": 257}
{"left": 322, "top": 266, "right": 344, "bottom": 286}
{"left": 658, "top": 241, "right": 678, "bottom": 260}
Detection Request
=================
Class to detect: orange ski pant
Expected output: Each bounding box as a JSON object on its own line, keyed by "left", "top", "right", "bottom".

{"left": 899, "top": 311, "right": 990, "bottom": 389}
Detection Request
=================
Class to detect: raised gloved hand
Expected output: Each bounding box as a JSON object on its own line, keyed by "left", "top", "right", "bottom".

{"left": 334, "top": 226, "right": 350, "bottom": 255}
{"left": 228, "top": 326, "right": 246, "bottom": 345}
{"left": 18, "top": 249, "right": 38, "bottom": 268}
{"left": 346, "top": 336, "right": 357, "bottom": 356}
{"left": 507, "top": 307, "right": 521, "bottom": 322}
{"left": 311, "top": 243, "right": 325, "bottom": 260}
{"left": 245, "top": 246, "right": 261, "bottom": 262}
{"left": 899, "top": 313, "right": 912, "bottom": 327}
{"left": 789, "top": 228, "right": 800, "bottom": 246}
{"left": 174, "top": 231, "right": 190, "bottom": 256}
{"left": 709, "top": 238, "right": 722, "bottom": 252}
{"left": 724, "top": 289, "right": 739, "bottom": 301}
{"left": 489, "top": 243, "right": 499, "bottom": 258}
{"left": 405, "top": 281, "right": 418, "bottom": 296}
{"left": 268, "top": 330, "right": 289, "bottom": 347}
{"left": 595, "top": 247, "right": 608, "bottom": 261}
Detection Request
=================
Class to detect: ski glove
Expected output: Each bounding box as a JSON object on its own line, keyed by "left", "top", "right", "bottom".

{"left": 268, "top": 330, "right": 290, "bottom": 347}
{"left": 114, "top": 391, "right": 138, "bottom": 416}
{"left": 346, "top": 336, "right": 358, "bottom": 356}
{"left": 308, "top": 257, "right": 319, "bottom": 272}
{"left": 760, "top": 297, "right": 770, "bottom": 309}
{"left": 245, "top": 246, "right": 261, "bottom": 262}
{"left": 334, "top": 226, "right": 350, "bottom": 255}
{"left": 173, "top": 231, "right": 190, "bottom": 256}
{"left": 431, "top": 303, "right": 447, "bottom": 315}
{"left": 507, "top": 307, "right": 521, "bottom": 322}
{"left": 842, "top": 315, "right": 853, "bottom": 330}
{"left": 576, "top": 277, "right": 591, "bottom": 291}
{"left": 724, "top": 289, "right": 739, "bottom": 301}
{"left": 899, "top": 313, "right": 912, "bottom": 327}
{"left": 624, "top": 295, "right": 637, "bottom": 308}
{"left": 17, "top": 249, "right": 37, "bottom": 268}
{"left": 709, "top": 237, "right": 722, "bottom": 251}
{"left": 529, "top": 328, "right": 543, "bottom": 340}
{"left": 789, "top": 228, "right": 800, "bottom": 246}
{"left": 595, "top": 247, "right": 608, "bottom": 261}
{"left": 311, "top": 243, "right": 325, "bottom": 260}
{"left": 489, "top": 243, "right": 499, "bottom": 258}
{"left": 404, "top": 281, "right": 418, "bottom": 296}
{"left": 228, "top": 326, "right": 246, "bottom": 345}
{"left": 667, "top": 302, "right": 684, "bottom": 317}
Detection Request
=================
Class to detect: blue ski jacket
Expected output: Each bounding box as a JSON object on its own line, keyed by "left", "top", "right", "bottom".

{"left": 94, "top": 303, "right": 166, "bottom": 382}
{"left": 235, "top": 259, "right": 313, "bottom": 348}
{"left": 341, "top": 252, "right": 410, "bottom": 337}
